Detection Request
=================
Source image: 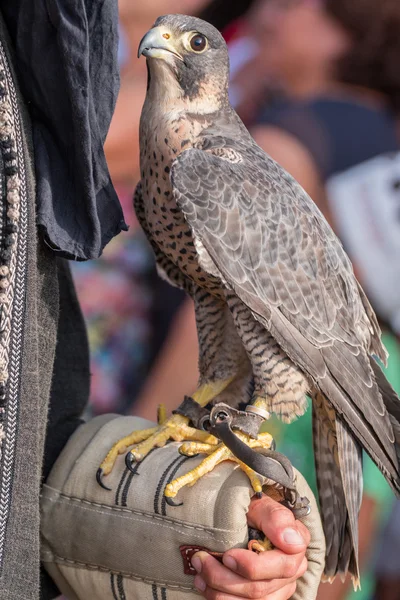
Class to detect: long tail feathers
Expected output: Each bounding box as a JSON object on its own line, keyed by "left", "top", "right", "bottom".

{"left": 312, "top": 393, "right": 362, "bottom": 586}
{"left": 267, "top": 305, "right": 400, "bottom": 581}
{"left": 313, "top": 353, "right": 400, "bottom": 586}
{"left": 335, "top": 417, "right": 363, "bottom": 587}
{"left": 318, "top": 342, "right": 400, "bottom": 497}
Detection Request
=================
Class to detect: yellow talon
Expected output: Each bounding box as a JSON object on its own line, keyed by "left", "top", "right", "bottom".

{"left": 98, "top": 412, "right": 219, "bottom": 482}
{"left": 98, "top": 377, "right": 273, "bottom": 497}
{"left": 165, "top": 431, "right": 274, "bottom": 499}
{"left": 98, "top": 378, "right": 235, "bottom": 482}
{"left": 165, "top": 443, "right": 231, "bottom": 497}
{"left": 99, "top": 426, "right": 159, "bottom": 476}
{"left": 127, "top": 414, "right": 217, "bottom": 461}
{"left": 192, "top": 377, "right": 235, "bottom": 406}
{"left": 179, "top": 441, "right": 219, "bottom": 456}
{"left": 157, "top": 404, "right": 167, "bottom": 425}
{"left": 237, "top": 460, "right": 263, "bottom": 495}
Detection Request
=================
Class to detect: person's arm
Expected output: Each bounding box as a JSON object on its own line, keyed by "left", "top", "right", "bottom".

{"left": 132, "top": 297, "right": 199, "bottom": 420}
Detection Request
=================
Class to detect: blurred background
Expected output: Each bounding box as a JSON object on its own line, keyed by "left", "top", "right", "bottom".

{"left": 71, "top": 1, "right": 400, "bottom": 598}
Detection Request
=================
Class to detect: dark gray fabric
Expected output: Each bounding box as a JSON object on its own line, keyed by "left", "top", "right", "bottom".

{"left": 40, "top": 259, "right": 90, "bottom": 600}
{"left": 42, "top": 260, "right": 89, "bottom": 482}
{"left": 0, "top": 13, "right": 59, "bottom": 596}
{"left": 0, "top": 11, "right": 90, "bottom": 599}
{"left": 0, "top": 0, "right": 128, "bottom": 260}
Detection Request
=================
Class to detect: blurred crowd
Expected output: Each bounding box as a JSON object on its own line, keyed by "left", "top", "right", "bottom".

{"left": 71, "top": 1, "right": 400, "bottom": 598}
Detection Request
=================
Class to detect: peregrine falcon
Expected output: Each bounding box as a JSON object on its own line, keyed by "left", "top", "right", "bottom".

{"left": 98, "top": 14, "right": 400, "bottom": 584}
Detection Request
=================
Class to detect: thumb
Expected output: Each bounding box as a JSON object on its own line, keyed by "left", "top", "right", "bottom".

{"left": 247, "top": 494, "right": 310, "bottom": 554}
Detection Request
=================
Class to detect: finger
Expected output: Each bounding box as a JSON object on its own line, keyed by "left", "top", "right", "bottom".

{"left": 192, "top": 552, "right": 307, "bottom": 598}
{"left": 200, "top": 580, "right": 297, "bottom": 600}
{"left": 267, "top": 581, "right": 298, "bottom": 600}
{"left": 193, "top": 552, "right": 277, "bottom": 598}
{"left": 246, "top": 495, "right": 311, "bottom": 552}
{"left": 222, "top": 547, "right": 307, "bottom": 582}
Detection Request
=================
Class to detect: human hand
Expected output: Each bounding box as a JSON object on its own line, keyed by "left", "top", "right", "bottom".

{"left": 192, "top": 495, "right": 310, "bottom": 599}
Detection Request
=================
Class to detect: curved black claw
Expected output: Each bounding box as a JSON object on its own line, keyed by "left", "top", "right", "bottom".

{"left": 125, "top": 451, "right": 138, "bottom": 473}
{"left": 178, "top": 450, "right": 200, "bottom": 458}
{"left": 165, "top": 495, "right": 184, "bottom": 507}
{"left": 96, "top": 468, "right": 112, "bottom": 491}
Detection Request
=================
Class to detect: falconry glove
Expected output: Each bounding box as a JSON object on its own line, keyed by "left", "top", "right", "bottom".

{"left": 41, "top": 415, "right": 325, "bottom": 600}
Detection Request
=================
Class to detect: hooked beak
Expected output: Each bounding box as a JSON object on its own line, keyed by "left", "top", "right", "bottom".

{"left": 138, "top": 27, "right": 183, "bottom": 61}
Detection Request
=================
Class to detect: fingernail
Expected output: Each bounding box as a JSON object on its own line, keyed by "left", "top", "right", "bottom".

{"left": 191, "top": 556, "right": 202, "bottom": 574}
{"left": 223, "top": 555, "right": 237, "bottom": 571}
{"left": 194, "top": 575, "right": 206, "bottom": 592}
{"left": 283, "top": 528, "right": 304, "bottom": 545}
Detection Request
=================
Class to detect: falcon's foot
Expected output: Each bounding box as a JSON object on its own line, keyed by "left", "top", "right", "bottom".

{"left": 165, "top": 431, "right": 274, "bottom": 503}
{"left": 97, "top": 413, "right": 219, "bottom": 490}
{"left": 97, "top": 378, "right": 237, "bottom": 489}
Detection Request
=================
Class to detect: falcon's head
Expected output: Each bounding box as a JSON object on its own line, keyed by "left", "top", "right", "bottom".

{"left": 138, "top": 15, "right": 229, "bottom": 109}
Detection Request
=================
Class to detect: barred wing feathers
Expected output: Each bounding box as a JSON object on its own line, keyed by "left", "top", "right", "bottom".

{"left": 171, "top": 140, "right": 400, "bottom": 495}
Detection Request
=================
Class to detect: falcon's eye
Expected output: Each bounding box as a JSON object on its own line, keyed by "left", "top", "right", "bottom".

{"left": 190, "top": 34, "right": 208, "bottom": 52}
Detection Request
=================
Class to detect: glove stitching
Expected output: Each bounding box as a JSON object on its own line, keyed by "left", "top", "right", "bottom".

{"left": 41, "top": 492, "right": 247, "bottom": 540}
{"left": 51, "top": 555, "right": 197, "bottom": 592}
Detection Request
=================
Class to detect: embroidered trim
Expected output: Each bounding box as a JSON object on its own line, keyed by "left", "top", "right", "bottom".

{"left": 0, "top": 37, "right": 29, "bottom": 569}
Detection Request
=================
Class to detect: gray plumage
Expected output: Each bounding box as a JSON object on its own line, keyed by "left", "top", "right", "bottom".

{"left": 137, "top": 13, "right": 400, "bottom": 583}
